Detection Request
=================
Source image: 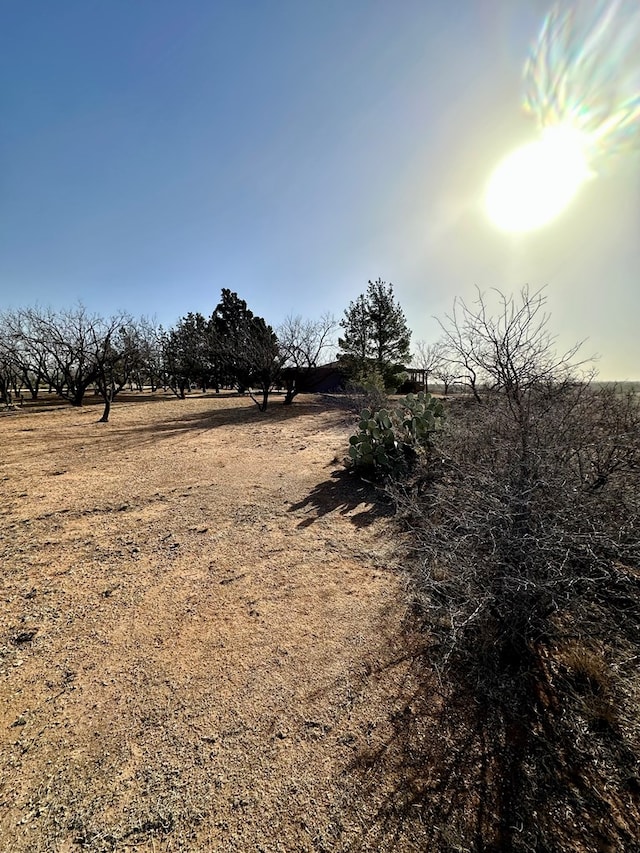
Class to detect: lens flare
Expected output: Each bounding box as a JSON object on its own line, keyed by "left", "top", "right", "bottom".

{"left": 524, "top": 0, "right": 640, "bottom": 165}
{"left": 485, "top": 0, "right": 640, "bottom": 231}
{"left": 486, "top": 126, "right": 591, "bottom": 232}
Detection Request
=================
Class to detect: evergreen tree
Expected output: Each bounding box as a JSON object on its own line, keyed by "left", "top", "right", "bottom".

{"left": 338, "top": 279, "right": 411, "bottom": 388}
{"left": 213, "top": 289, "right": 280, "bottom": 410}
{"left": 338, "top": 294, "right": 370, "bottom": 366}
{"left": 213, "top": 290, "right": 255, "bottom": 391}
{"left": 162, "top": 312, "right": 213, "bottom": 398}
{"left": 366, "top": 278, "right": 411, "bottom": 367}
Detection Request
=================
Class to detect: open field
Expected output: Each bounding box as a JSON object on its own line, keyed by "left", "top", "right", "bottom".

{"left": 0, "top": 394, "right": 431, "bottom": 852}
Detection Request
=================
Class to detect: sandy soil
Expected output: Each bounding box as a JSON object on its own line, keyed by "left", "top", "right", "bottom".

{"left": 0, "top": 393, "right": 425, "bottom": 852}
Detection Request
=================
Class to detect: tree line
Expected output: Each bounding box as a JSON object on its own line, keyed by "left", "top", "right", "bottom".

{"left": 0, "top": 280, "right": 416, "bottom": 421}
{"left": 3, "top": 278, "right": 572, "bottom": 423}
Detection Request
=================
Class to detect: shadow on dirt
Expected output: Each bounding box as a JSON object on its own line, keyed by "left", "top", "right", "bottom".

{"left": 342, "top": 627, "right": 640, "bottom": 853}
{"left": 105, "top": 396, "right": 331, "bottom": 447}
{"left": 288, "top": 468, "right": 394, "bottom": 528}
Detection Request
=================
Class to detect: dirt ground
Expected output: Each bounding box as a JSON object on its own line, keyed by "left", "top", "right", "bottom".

{"left": 0, "top": 393, "right": 428, "bottom": 853}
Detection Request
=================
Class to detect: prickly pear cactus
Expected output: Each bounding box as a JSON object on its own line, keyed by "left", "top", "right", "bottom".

{"left": 398, "top": 392, "right": 445, "bottom": 446}
{"left": 348, "top": 407, "right": 398, "bottom": 471}
{"left": 348, "top": 394, "right": 446, "bottom": 477}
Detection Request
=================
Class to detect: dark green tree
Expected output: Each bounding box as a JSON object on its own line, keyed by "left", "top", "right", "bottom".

{"left": 338, "top": 295, "right": 370, "bottom": 370}
{"left": 213, "top": 289, "right": 281, "bottom": 411}
{"left": 244, "top": 315, "right": 281, "bottom": 411}
{"left": 213, "top": 290, "right": 255, "bottom": 392}
{"left": 162, "top": 316, "right": 199, "bottom": 398}
{"left": 161, "top": 311, "right": 223, "bottom": 397}
{"left": 338, "top": 279, "right": 411, "bottom": 389}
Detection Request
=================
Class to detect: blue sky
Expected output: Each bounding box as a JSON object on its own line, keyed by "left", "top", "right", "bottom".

{"left": 1, "top": 0, "right": 638, "bottom": 378}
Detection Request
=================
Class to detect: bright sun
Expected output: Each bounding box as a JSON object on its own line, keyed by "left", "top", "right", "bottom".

{"left": 485, "top": 127, "right": 591, "bottom": 232}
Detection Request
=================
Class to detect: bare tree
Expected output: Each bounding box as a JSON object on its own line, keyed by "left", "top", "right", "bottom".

{"left": 438, "top": 285, "right": 589, "bottom": 402}
{"left": 92, "top": 315, "right": 142, "bottom": 422}
{"left": 1, "top": 308, "right": 50, "bottom": 400}
{"left": 406, "top": 288, "right": 599, "bottom": 670}
{"left": 437, "top": 300, "right": 484, "bottom": 401}
{"left": 0, "top": 342, "right": 20, "bottom": 406}
{"left": 5, "top": 305, "right": 104, "bottom": 406}
{"left": 1, "top": 306, "right": 144, "bottom": 420}
{"left": 431, "top": 358, "right": 459, "bottom": 396}
{"left": 277, "top": 313, "right": 337, "bottom": 404}
{"left": 126, "top": 316, "right": 163, "bottom": 392}
{"left": 413, "top": 339, "right": 446, "bottom": 392}
{"left": 389, "top": 289, "right": 640, "bottom": 850}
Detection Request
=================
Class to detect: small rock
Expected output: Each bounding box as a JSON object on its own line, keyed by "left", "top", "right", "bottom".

{"left": 11, "top": 629, "right": 38, "bottom": 645}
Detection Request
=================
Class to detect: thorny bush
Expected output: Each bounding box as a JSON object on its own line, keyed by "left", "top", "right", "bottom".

{"left": 373, "top": 290, "right": 640, "bottom": 850}
{"left": 388, "top": 382, "right": 640, "bottom": 850}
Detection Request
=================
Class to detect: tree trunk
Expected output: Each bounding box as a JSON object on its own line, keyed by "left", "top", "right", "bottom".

{"left": 72, "top": 379, "right": 95, "bottom": 406}
{"left": 99, "top": 384, "right": 113, "bottom": 422}
{"left": 249, "top": 386, "right": 270, "bottom": 411}
{"left": 99, "top": 396, "right": 112, "bottom": 422}
{"left": 283, "top": 386, "right": 297, "bottom": 405}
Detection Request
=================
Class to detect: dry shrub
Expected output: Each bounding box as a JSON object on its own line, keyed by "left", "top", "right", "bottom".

{"left": 382, "top": 288, "right": 640, "bottom": 849}
{"left": 389, "top": 383, "right": 640, "bottom": 851}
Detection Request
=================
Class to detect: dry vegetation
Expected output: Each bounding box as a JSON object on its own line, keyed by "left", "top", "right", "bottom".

{"left": 390, "top": 388, "right": 640, "bottom": 852}
{"left": 1, "top": 387, "right": 639, "bottom": 852}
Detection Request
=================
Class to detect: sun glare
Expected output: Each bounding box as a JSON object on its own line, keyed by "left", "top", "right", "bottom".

{"left": 485, "top": 127, "right": 591, "bottom": 232}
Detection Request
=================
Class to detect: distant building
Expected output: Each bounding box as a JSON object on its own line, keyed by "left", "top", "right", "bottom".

{"left": 280, "top": 361, "right": 348, "bottom": 395}
{"left": 400, "top": 368, "right": 427, "bottom": 393}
